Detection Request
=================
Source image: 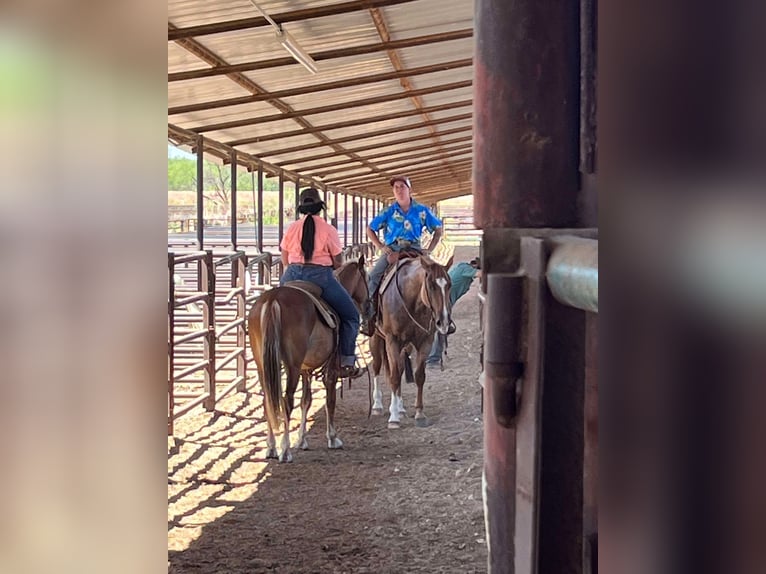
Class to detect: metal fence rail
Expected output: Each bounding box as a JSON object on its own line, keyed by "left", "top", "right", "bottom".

{"left": 168, "top": 242, "right": 375, "bottom": 435}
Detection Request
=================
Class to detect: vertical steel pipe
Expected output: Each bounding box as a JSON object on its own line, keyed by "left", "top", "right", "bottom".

{"left": 230, "top": 151, "right": 237, "bottom": 250}
{"left": 474, "top": 0, "right": 580, "bottom": 229}
{"left": 278, "top": 170, "right": 284, "bottom": 246}
{"left": 256, "top": 163, "right": 264, "bottom": 253}
{"left": 196, "top": 135, "right": 205, "bottom": 250}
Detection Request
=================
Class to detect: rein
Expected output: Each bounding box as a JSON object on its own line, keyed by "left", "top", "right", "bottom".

{"left": 394, "top": 260, "right": 434, "bottom": 334}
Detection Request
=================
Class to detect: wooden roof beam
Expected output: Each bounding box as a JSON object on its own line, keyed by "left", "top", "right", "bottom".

{"left": 226, "top": 100, "right": 471, "bottom": 146}
{"left": 168, "top": 58, "right": 471, "bottom": 115}
{"left": 290, "top": 135, "right": 473, "bottom": 173}
{"left": 170, "top": 24, "right": 383, "bottom": 179}
{"left": 169, "top": 29, "right": 472, "bottom": 82}
{"left": 250, "top": 115, "right": 472, "bottom": 158}
{"left": 318, "top": 143, "right": 473, "bottom": 178}
{"left": 336, "top": 158, "right": 473, "bottom": 186}
{"left": 272, "top": 126, "right": 472, "bottom": 164}
{"left": 193, "top": 80, "right": 471, "bottom": 133}
{"left": 368, "top": 6, "right": 460, "bottom": 181}
{"left": 168, "top": 0, "right": 419, "bottom": 41}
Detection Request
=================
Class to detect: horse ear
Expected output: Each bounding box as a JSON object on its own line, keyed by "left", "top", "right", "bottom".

{"left": 445, "top": 255, "right": 454, "bottom": 270}
{"left": 358, "top": 254, "right": 365, "bottom": 267}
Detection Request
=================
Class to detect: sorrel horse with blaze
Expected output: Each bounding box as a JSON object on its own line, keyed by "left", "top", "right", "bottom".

{"left": 247, "top": 257, "right": 369, "bottom": 463}
{"left": 370, "top": 255, "right": 453, "bottom": 428}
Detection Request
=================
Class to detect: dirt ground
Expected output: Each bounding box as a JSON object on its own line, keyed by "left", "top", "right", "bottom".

{"left": 168, "top": 246, "right": 487, "bottom": 573}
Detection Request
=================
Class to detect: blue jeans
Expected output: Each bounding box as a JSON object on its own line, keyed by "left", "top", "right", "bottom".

{"left": 280, "top": 264, "right": 360, "bottom": 365}
{"left": 427, "top": 334, "right": 445, "bottom": 364}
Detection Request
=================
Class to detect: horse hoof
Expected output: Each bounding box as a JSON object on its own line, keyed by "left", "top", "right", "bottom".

{"left": 279, "top": 450, "right": 293, "bottom": 463}
{"left": 298, "top": 439, "right": 309, "bottom": 450}
{"left": 328, "top": 437, "right": 344, "bottom": 449}
{"left": 265, "top": 448, "right": 278, "bottom": 460}
{"left": 387, "top": 421, "right": 401, "bottom": 430}
{"left": 414, "top": 417, "right": 429, "bottom": 428}
{"left": 371, "top": 407, "right": 383, "bottom": 416}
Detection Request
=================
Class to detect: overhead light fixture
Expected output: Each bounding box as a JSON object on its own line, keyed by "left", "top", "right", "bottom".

{"left": 249, "top": 0, "right": 318, "bottom": 75}
{"left": 275, "top": 27, "right": 318, "bottom": 75}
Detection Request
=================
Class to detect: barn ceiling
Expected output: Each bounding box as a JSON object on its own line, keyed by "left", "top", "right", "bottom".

{"left": 168, "top": 0, "right": 474, "bottom": 203}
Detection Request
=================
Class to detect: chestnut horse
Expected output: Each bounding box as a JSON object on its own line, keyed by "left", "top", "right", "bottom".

{"left": 370, "top": 256, "right": 453, "bottom": 429}
{"left": 247, "top": 257, "right": 369, "bottom": 462}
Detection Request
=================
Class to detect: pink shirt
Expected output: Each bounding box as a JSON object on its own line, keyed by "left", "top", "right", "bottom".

{"left": 280, "top": 215, "right": 342, "bottom": 266}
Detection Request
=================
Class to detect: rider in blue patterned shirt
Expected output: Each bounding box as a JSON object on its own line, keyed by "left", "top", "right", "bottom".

{"left": 360, "top": 175, "right": 443, "bottom": 335}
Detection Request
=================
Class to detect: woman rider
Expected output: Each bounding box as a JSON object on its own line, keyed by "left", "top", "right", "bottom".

{"left": 279, "top": 187, "right": 365, "bottom": 379}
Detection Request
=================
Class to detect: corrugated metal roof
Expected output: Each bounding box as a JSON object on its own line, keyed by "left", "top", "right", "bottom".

{"left": 168, "top": 0, "right": 474, "bottom": 202}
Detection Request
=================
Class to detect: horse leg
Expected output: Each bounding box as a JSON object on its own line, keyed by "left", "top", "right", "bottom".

{"left": 371, "top": 334, "right": 385, "bottom": 415}
{"left": 324, "top": 368, "right": 343, "bottom": 449}
{"left": 413, "top": 340, "right": 431, "bottom": 427}
{"left": 255, "top": 361, "right": 279, "bottom": 459}
{"left": 385, "top": 338, "right": 404, "bottom": 429}
{"left": 278, "top": 365, "right": 300, "bottom": 463}
{"left": 297, "top": 372, "right": 312, "bottom": 450}
{"left": 396, "top": 384, "right": 407, "bottom": 416}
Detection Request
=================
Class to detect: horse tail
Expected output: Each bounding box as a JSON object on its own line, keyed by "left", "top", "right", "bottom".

{"left": 261, "top": 298, "right": 283, "bottom": 431}
{"left": 404, "top": 353, "right": 415, "bottom": 384}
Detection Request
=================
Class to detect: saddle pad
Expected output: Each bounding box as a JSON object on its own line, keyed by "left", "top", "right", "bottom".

{"left": 379, "top": 258, "right": 416, "bottom": 297}
{"left": 283, "top": 282, "right": 338, "bottom": 329}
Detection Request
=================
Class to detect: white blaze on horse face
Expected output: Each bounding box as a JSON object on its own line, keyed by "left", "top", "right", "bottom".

{"left": 436, "top": 277, "right": 450, "bottom": 334}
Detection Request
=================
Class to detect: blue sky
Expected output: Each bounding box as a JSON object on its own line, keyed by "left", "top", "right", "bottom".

{"left": 168, "top": 144, "right": 195, "bottom": 159}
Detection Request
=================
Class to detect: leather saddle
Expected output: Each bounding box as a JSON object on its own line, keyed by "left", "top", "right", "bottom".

{"left": 379, "top": 250, "right": 421, "bottom": 297}
{"left": 283, "top": 281, "right": 338, "bottom": 329}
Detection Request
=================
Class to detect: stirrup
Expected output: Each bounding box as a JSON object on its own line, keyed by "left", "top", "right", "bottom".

{"left": 447, "top": 320, "right": 457, "bottom": 335}
{"left": 340, "top": 365, "right": 366, "bottom": 379}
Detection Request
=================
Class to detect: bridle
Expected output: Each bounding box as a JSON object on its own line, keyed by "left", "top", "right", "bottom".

{"left": 393, "top": 261, "right": 448, "bottom": 334}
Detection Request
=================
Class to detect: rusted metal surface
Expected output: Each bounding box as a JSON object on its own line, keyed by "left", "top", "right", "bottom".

{"left": 230, "top": 151, "right": 238, "bottom": 250}
{"left": 196, "top": 135, "right": 204, "bottom": 250}
{"left": 583, "top": 312, "right": 598, "bottom": 574}
{"left": 168, "top": 253, "right": 176, "bottom": 436}
{"left": 278, "top": 170, "right": 285, "bottom": 246}
{"left": 546, "top": 237, "right": 598, "bottom": 313}
{"left": 201, "top": 251, "right": 216, "bottom": 411}
{"left": 473, "top": 0, "right": 580, "bottom": 229}
{"left": 580, "top": 0, "right": 596, "bottom": 175}
{"left": 514, "top": 238, "right": 546, "bottom": 574}
{"left": 257, "top": 164, "right": 264, "bottom": 252}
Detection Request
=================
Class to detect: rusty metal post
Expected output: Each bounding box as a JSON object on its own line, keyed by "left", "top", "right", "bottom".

{"left": 230, "top": 151, "right": 238, "bottom": 250}
{"left": 343, "top": 193, "right": 349, "bottom": 246}
{"left": 294, "top": 177, "right": 300, "bottom": 220}
{"left": 235, "top": 253, "right": 247, "bottom": 391}
{"left": 474, "top": 0, "right": 580, "bottom": 229}
{"left": 278, "top": 170, "right": 285, "bottom": 247}
{"left": 168, "top": 253, "right": 176, "bottom": 435}
{"left": 256, "top": 163, "right": 264, "bottom": 253}
{"left": 202, "top": 250, "right": 216, "bottom": 410}
{"left": 484, "top": 271, "right": 524, "bottom": 570}
{"left": 583, "top": 312, "right": 598, "bottom": 574}
{"left": 475, "top": 0, "right": 582, "bottom": 570}
{"left": 196, "top": 135, "right": 205, "bottom": 250}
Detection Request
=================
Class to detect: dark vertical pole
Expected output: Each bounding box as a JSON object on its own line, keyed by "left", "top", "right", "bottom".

{"left": 230, "top": 151, "right": 237, "bottom": 250}
{"left": 474, "top": 0, "right": 580, "bottom": 230}
{"left": 202, "top": 250, "right": 216, "bottom": 411}
{"left": 582, "top": 312, "right": 598, "bottom": 574}
{"left": 196, "top": 135, "right": 204, "bottom": 250}
{"left": 321, "top": 186, "right": 328, "bottom": 221}
{"left": 343, "top": 193, "right": 349, "bottom": 247}
{"left": 256, "top": 163, "right": 264, "bottom": 253}
{"left": 168, "top": 253, "right": 175, "bottom": 436}
{"left": 278, "top": 170, "right": 285, "bottom": 247}
{"left": 294, "top": 177, "right": 300, "bottom": 220}
{"left": 475, "top": 0, "right": 582, "bottom": 571}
